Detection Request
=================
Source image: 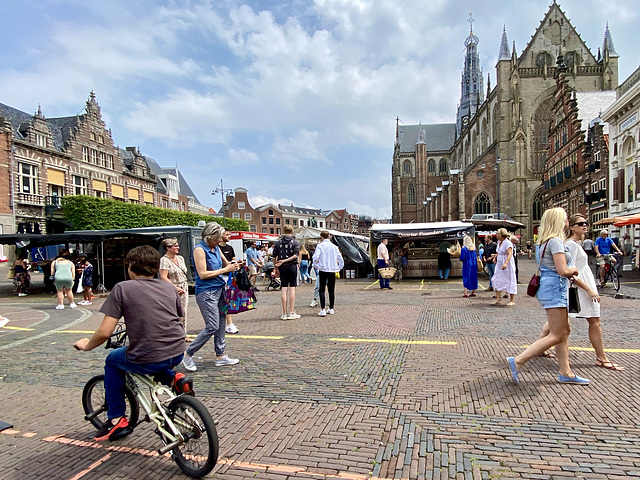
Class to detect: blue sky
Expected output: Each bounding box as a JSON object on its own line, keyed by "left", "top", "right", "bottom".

{"left": 1, "top": 0, "right": 638, "bottom": 219}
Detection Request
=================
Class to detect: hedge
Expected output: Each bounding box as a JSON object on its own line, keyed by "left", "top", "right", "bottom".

{"left": 61, "top": 195, "right": 249, "bottom": 232}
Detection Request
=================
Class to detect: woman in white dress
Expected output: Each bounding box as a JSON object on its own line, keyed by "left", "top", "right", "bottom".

{"left": 538, "top": 214, "right": 624, "bottom": 370}
{"left": 491, "top": 228, "right": 517, "bottom": 306}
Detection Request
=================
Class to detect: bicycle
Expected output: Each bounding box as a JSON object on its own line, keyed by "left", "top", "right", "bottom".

{"left": 80, "top": 327, "right": 219, "bottom": 478}
{"left": 595, "top": 255, "right": 620, "bottom": 292}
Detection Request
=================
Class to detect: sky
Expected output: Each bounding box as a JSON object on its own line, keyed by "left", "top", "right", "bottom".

{"left": 1, "top": 0, "right": 638, "bottom": 219}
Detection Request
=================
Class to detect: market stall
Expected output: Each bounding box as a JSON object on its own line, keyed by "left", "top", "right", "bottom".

{"left": 369, "top": 222, "right": 475, "bottom": 278}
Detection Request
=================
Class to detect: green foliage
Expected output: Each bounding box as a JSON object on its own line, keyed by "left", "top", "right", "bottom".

{"left": 61, "top": 195, "right": 248, "bottom": 231}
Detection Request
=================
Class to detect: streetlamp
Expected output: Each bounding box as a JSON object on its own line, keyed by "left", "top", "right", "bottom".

{"left": 212, "top": 178, "right": 233, "bottom": 228}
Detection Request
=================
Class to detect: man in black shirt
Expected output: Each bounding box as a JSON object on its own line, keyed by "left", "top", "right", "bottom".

{"left": 218, "top": 232, "right": 240, "bottom": 334}
{"left": 482, "top": 235, "right": 497, "bottom": 292}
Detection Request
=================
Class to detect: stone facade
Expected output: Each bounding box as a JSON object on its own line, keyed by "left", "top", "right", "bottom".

{"left": 393, "top": 2, "right": 619, "bottom": 243}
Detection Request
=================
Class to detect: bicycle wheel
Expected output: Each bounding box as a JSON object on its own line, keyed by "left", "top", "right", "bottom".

{"left": 166, "top": 395, "right": 218, "bottom": 478}
{"left": 610, "top": 268, "right": 620, "bottom": 291}
{"left": 594, "top": 265, "right": 601, "bottom": 286}
{"left": 82, "top": 374, "right": 139, "bottom": 429}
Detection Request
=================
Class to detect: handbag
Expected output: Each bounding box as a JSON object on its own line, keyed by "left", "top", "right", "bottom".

{"left": 476, "top": 255, "right": 484, "bottom": 273}
{"left": 7, "top": 266, "right": 15, "bottom": 279}
{"left": 379, "top": 267, "right": 396, "bottom": 279}
{"left": 568, "top": 279, "right": 581, "bottom": 313}
{"left": 448, "top": 243, "right": 461, "bottom": 258}
{"left": 235, "top": 267, "right": 252, "bottom": 291}
{"left": 527, "top": 241, "right": 549, "bottom": 297}
{"left": 76, "top": 270, "right": 84, "bottom": 293}
{"left": 222, "top": 271, "right": 257, "bottom": 314}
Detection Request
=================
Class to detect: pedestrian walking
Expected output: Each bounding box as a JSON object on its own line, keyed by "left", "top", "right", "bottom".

{"left": 273, "top": 225, "right": 301, "bottom": 320}
{"left": 491, "top": 228, "right": 517, "bottom": 306}
{"left": 51, "top": 249, "right": 77, "bottom": 309}
{"left": 182, "top": 222, "right": 240, "bottom": 372}
{"left": 392, "top": 242, "right": 404, "bottom": 281}
{"left": 582, "top": 235, "right": 594, "bottom": 264}
{"left": 76, "top": 254, "right": 94, "bottom": 306}
{"left": 459, "top": 236, "right": 478, "bottom": 297}
{"left": 537, "top": 214, "right": 624, "bottom": 371}
{"left": 377, "top": 239, "right": 392, "bottom": 289}
{"left": 160, "top": 238, "right": 189, "bottom": 339}
{"left": 218, "top": 232, "right": 240, "bottom": 334}
{"left": 313, "top": 231, "right": 344, "bottom": 317}
{"left": 299, "top": 245, "right": 311, "bottom": 283}
{"left": 483, "top": 236, "right": 497, "bottom": 291}
{"left": 245, "top": 242, "right": 263, "bottom": 291}
{"left": 506, "top": 207, "right": 588, "bottom": 385}
{"left": 12, "top": 253, "right": 31, "bottom": 297}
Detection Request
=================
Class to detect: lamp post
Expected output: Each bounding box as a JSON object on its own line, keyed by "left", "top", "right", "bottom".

{"left": 212, "top": 178, "right": 233, "bottom": 228}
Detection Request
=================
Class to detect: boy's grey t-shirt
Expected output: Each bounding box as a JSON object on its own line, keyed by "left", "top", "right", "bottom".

{"left": 100, "top": 278, "right": 185, "bottom": 363}
{"left": 536, "top": 237, "right": 570, "bottom": 272}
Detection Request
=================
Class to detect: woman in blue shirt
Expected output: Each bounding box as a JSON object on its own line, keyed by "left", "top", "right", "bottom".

{"left": 182, "top": 222, "right": 240, "bottom": 372}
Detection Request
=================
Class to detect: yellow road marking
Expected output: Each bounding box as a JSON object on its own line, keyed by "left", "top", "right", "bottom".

{"left": 1, "top": 326, "right": 35, "bottom": 331}
{"left": 520, "top": 345, "right": 640, "bottom": 353}
{"left": 330, "top": 338, "right": 457, "bottom": 345}
{"left": 231, "top": 335, "right": 284, "bottom": 340}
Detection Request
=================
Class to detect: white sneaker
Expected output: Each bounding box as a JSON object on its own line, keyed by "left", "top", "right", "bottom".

{"left": 215, "top": 355, "right": 239, "bottom": 367}
{"left": 226, "top": 323, "right": 239, "bottom": 334}
{"left": 328, "top": 309, "right": 335, "bottom": 315}
{"left": 281, "top": 314, "right": 290, "bottom": 320}
{"left": 56, "top": 304, "right": 64, "bottom": 310}
{"left": 69, "top": 302, "right": 77, "bottom": 309}
{"left": 84, "top": 302, "right": 93, "bottom": 306}
{"left": 310, "top": 300, "right": 318, "bottom": 307}
{"left": 182, "top": 353, "right": 197, "bottom": 372}
{"left": 17, "top": 293, "right": 27, "bottom": 297}
{"left": 78, "top": 300, "right": 89, "bottom": 305}
{"left": 318, "top": 310, "right": 326, "bottom": 317}
{"left": 288, "top": 313, "right": 301, "bottom": 319}
{"left": 0, "top": 318, "right": 9, "bottom": 328}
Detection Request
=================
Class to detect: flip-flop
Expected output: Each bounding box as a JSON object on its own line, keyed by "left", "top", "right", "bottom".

{"left": 595, "top": 359, "right": 625, "bottom": 371}
{"left": 538, "top": 351, "right": 556, "bottom": 359}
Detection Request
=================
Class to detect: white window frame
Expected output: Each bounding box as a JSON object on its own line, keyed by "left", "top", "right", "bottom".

{"left": 238, "top": 201, "right": 245, "bottom": 210}
{"left": 74, "top": 175, "right": 88, "bottom": 195}
{"left": 233, "top": 213, "right": 240, "bottom": 219}
{"left": 244, "top": 213, "right": 252, "bottom": 220}
{"left": 19, "top": 163, "right": 38, "bottom": 194}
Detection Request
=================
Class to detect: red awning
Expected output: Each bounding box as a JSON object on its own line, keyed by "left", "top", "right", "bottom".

{"left": 613, "top": 214, "right": 640, "bottom": 226}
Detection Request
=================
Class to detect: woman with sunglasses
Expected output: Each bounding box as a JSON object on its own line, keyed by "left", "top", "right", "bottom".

{"left": 160, "top": 238, "right": 190, "bottom": 341}
{"left": 537, "top": 214, "right": 624, "bottom": 371}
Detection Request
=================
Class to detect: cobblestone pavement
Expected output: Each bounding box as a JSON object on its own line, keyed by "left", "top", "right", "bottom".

{"left": 0, "top": 261, "right": 639, "bottom": 479}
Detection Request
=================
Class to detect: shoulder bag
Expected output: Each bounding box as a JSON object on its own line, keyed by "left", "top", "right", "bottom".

{"left": 527, "top": 241, "right": 549, "bottom": 297}
{"left": 568, "top": 278, "right": 581, "bottom": 313}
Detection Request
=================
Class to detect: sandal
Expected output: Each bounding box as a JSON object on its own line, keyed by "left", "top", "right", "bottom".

{"left": 538, "top": 351, "right": 556, "bottom": 359}
{"left": 595, "top": 359, "right": 625, "bottom": 371}
{"left": 463, "top": 294, "right": 469, "bottom": 298}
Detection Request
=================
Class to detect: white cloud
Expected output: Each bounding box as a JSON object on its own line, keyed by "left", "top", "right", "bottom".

{"left": 226, "top": 148, "right": 260, "bottom": 164}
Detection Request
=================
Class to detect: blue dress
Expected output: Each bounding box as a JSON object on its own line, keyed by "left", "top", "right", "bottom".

{"left": 460, "top": 247, "right": 478, "bottom": 290}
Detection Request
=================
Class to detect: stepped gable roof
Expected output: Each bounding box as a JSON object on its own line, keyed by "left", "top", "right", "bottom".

{"left": 397, "top": 123, "right": 456, "bottom": 153}
{"left": 575, "top": 91, "right": 616, "bottom": 134}
{"left": 122, "top": 150, "right": 167, "bottom": 194}
{"left": 518, "top": 2, "right": 597, "bottom": 67}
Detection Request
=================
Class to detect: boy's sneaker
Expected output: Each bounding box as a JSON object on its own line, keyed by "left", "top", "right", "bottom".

{"left": 69, "top": 302, "right": 77, "bottom": 309}
{"left": 94, "top": 416, "right": 129, "bottom": 441}
{"left": 310, "top": 299, "right": 318, "bottom": 307}
{"left": 318, "top": 310, "right": 326, "bottom": 317}
{"left": 328, "top": 309, "right": 335, "bottom": 315}
{"left": 173, "top": 372, "right": 195, "bottom": 396}
{"left": 226, "top": 324, "right": 239, "bottom": 334}
{"left": 182, "top": 353, "right": 197, "bottom": 372}
{"left": 56, "top": 304, "right": 64, "bottom": 310}
{"left": 214, "top": 355, "right": 239, "bottom": 367}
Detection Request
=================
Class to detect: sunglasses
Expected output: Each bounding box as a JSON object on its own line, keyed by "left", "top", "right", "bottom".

{"left": 169, "top": 244, "right": 180, "bottom": 248}
{"left": 572, "top": 221, "right": 588, "bottom": 227}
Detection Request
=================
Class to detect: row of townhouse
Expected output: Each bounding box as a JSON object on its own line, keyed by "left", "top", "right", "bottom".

{"left": 0, "top": 92, "right": 209, "bottom": 235}
{"left": 223, "top": 188, "right": 361, "bottom": 235}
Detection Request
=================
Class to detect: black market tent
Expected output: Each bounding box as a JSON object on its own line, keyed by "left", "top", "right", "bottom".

{"left": 370, "top": 221, "right": 475, "bottom": 243}
{"left": 0, "top": 225, "right": 203, "bottom": 290}
{"left": 464, "top": 218, "right": 525, "bottom": 233}
{"left": 295, "top": 227, "right": 373, "bottom": 275}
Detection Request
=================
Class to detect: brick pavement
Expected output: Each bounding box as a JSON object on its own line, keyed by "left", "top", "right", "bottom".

{"left": 0, "top": 264, "right": 638, "bottom": 479}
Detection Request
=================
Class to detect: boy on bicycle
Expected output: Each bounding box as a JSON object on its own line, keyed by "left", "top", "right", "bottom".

{"left": 74, "top": 245, "right": 193, "bottom": 441}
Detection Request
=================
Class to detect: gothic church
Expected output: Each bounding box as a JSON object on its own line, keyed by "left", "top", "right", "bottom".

{"left": 391, "top": 1, "right": 618, "bottom": 239}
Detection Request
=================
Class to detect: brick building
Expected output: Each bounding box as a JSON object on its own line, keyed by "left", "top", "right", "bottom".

{"left": 393, "top": 3, "right": 619, "bottom": 243}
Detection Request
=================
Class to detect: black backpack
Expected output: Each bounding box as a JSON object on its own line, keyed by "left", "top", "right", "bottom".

{"left": 235, "top": 267, "right": 252, "bottom": 291}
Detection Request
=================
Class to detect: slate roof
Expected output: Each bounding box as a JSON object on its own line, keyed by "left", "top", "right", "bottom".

{"left": 397, "top": 123, "right": 457, "bottom": 153}
{"left": 47, "top": 115, "right": 81, "bottom": 150}
{"left": 575, "top": 91, "right": 616, "bottom": 135}
{"left": 163, "top": 168, "right": 200, "bottom": 204}
{"left": 279, "top": 204, "right": 324, "bottom": 216}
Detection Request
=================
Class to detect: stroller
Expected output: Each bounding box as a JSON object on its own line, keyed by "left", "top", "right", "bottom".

{"left": 262, "top": 261, "right": 281, "bottom": 291}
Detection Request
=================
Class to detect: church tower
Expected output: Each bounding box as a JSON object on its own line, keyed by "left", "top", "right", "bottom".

{"left": 456, "top": 14, "right": 484, "bottom": 135}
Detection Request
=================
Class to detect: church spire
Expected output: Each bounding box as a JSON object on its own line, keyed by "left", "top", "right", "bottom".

{"left": 602, "top": 22, "right": 619, "bottom": 58}
{"left": 498, "top": 26, "right": 510, "bottom": 61}
{"left": 456, "top": 12, "right": 484, "bottom": 134}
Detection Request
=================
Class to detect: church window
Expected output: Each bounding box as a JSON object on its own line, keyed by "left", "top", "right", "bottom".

{"left": 407, "top": 184, "right": 416, "bottom": 204}
{"left": 403, "top": 160, "right": 412, "bottom": 176}
{"left": 532, "top": 98, "right": 553, "bottom": 172}
{"left": 439, "top": 159, "right": 447, "bottom": 174}
{"left": 532, "top": 194, "right": 543, "bottom": 221}
{"left": 428, "top": 159, "right": 436, "bottom": 173}
{"left": 535, "top": 52, "right": 553, "bottom": 68}
{"left": 474, "top": 192, "right": 490, "bottom": 215}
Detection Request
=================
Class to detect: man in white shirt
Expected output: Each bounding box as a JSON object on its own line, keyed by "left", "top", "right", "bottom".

{"left": 312, "top": 231, "right": 344, "bottom": 317}
{"left": 377, "top": 238, "right": 392, "bottom": 290}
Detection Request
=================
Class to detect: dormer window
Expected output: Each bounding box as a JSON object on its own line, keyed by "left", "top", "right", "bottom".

{"left": 36, "top": 134, "right": 46, "bottom": 148}
{"left": 90, "top": 132, "right": 96, "bottom": 141}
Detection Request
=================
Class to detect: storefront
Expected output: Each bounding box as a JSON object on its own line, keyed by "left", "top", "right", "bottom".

{"left": 369, "top": 222, "right": 475, "bottom": 278}
{"left": 227, "top": 231, "right": 279, "bottom": 262}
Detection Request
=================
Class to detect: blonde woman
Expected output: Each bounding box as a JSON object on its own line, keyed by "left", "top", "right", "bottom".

{"left": 537, "top": 214, "right": 623, "bottom": 371}
{"left": 159, "top": 238, "right": 189, "bottom": 340}
{"left": 299, "top": 245, "right": 311, "bottom": 283}
{"left": 506, "top": 208, "right": 588, "bottom": 385}
{"left": 491, "top": 228, "right": 517, "bottom": 306}
{"left": 459, "top": 236, "right": 478, "bottom": 297}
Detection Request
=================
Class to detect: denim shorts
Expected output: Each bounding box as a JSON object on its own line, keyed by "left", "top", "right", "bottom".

{"left": 536, "top": 270, "right": 568, "bottom": 309}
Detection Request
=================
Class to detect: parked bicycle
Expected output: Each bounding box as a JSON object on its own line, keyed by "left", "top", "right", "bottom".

{"left": 595, "top": 253, "right": 621, "bottom": 292}
{"left": 79, "top": 327, "right": 219, "bottom": 478}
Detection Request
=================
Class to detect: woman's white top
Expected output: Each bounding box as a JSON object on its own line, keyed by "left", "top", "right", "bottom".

{"left": 566, "top": 239, "right": 600, "bottom": 318}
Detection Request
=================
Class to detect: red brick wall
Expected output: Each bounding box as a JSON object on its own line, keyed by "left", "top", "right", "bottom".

{"left": 0, "top": 128, "right": 12, "bottom": 214}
